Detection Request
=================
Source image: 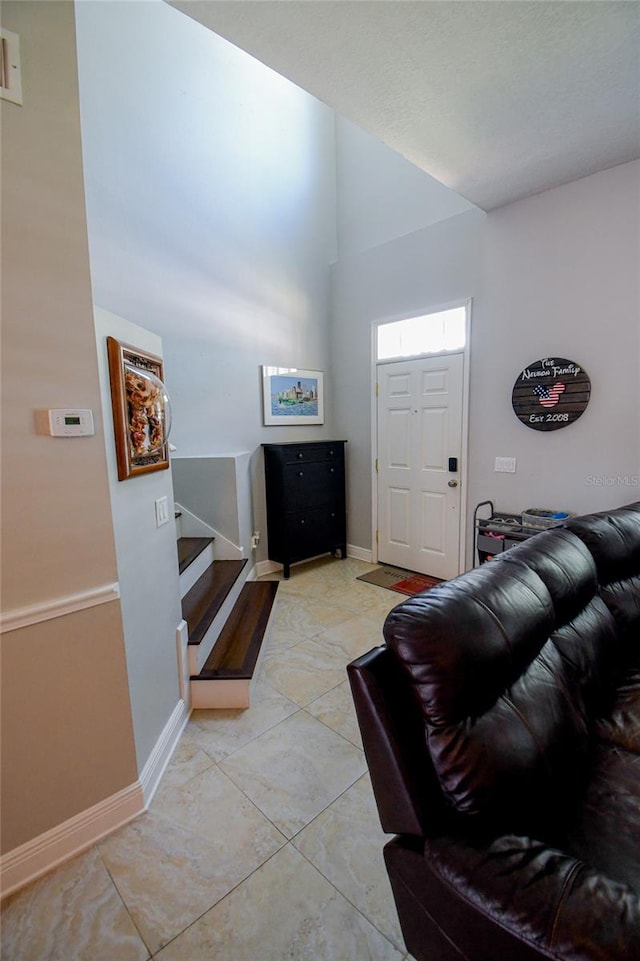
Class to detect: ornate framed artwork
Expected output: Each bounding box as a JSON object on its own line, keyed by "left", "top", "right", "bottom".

{"left": 262, "top": 366, "right": 324, "bottom": 426}
{"left": 106, "top": 336, "right": 172, "bottom": 480}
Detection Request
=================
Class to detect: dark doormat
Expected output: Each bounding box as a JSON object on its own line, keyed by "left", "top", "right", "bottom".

{"left": 357, "top": 565, "right": 444, "bottom": 596}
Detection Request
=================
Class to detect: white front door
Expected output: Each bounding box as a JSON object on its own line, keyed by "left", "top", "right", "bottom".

{"left": 377, "top": 353, "right": 464, "bottom": 579}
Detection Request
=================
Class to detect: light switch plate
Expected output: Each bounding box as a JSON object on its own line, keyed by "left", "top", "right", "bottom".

{"left": 155, "top": 496, "right": 169, "bottom": 527}
{"left": 1, "top": 29, "right": 23, "bottom": 106}
{"left": 495, "top": 456, "right": 517, "bottom": 473}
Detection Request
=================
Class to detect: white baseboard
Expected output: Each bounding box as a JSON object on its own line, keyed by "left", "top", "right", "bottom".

{"left": 244, "top": 562, "right": 258, "bottom": 581}
{"left": 255, "top": 559, "right": 282, "bottom": 578}
{"left": 0, "top": 781, "right": 144, "bottom": 900}
{"left": 1, "top": 698, "right": 193, "bottom": 899}
{"left": 347, "top": 544, "right": 373, "bottom": 563}
{"left": 256, "top": 548, "right": 373, "bottom": 577}
{"left": 139, "top": 698, "right": 191, "bottom": 807}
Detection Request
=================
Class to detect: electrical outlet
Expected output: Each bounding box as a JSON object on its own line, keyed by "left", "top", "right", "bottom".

{"left": 495, "top": 457, "right": 517, "bottom": 473}
{"left": 251, "top": 531, "right": 261, "bottom": 550}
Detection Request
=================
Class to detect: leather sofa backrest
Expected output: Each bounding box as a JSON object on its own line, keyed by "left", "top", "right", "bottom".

{"left": 496, "top": 528, "right": 623, "bottom": 716}
{"left": 383, "top": 533, "right": 619, "bottom": 834}
{"left": 566, "top": 502, "right": 640, "bottom": 584}
{"left": 565, "top": 502, "right": 640, "bottom": 644}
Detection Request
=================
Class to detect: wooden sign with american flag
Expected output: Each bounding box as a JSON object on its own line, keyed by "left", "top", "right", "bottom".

{"left": 512, "top": 357, "right": 591, "bottom": 431}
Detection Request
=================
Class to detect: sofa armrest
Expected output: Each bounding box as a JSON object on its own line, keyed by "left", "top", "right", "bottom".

{"left": 386, "top": 831, "right": 640, "bottom": 961}
{"left": 347, "top": 646, "right": 446, "bottom": 837}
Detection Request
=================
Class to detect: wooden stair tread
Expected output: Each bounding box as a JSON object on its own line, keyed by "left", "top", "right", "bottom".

{"left": 182, "top": 559, "right": 247, "bottom": 643}
{"left": 177, "top": 536, "right": 214, "bottom": 575}
{"left": 195, "top": 581, "right": 278, "bottom": 679}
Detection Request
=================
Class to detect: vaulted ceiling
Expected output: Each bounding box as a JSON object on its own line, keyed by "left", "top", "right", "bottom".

{"left": 169, "top": 0, "right": 640, "bottom": 210}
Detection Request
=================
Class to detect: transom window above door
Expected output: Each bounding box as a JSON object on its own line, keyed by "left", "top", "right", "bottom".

{"left": 376, "top": 305, "right": 467, "bottom": 361}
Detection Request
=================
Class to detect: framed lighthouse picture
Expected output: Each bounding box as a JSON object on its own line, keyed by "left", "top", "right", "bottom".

{"left": 512, "top": 357, "right": 591, "bottom": 431}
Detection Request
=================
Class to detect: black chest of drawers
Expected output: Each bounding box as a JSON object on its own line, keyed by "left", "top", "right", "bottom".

{"left": 263, "top": 441, "right": 347, "bottom": 578}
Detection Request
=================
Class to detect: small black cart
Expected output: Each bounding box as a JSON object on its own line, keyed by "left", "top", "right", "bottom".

{"left": 473, "top": 501, "right": 547, "bottom": 565}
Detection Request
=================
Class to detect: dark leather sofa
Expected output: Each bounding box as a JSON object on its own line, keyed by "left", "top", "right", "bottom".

{"left": 348, "top": 502, "right": 640, "bottom": 961}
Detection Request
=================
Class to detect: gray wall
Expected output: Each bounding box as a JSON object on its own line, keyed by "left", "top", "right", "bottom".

{"left": 76, "top": 0, "right": 639, "bottom": 577}
{"left": 172, "top": 456, "right": 241, "bottom": 546}
{"left": 76, "top": 0, "right": 340, "bottom": 563}
{"left": 335, "top": 114, "right": 476, "bottom": 260}
{"left": 331, "top": 209, "right": 486, "bottom": 554}
{"left": 331, "top": 162, "right": 640, "bottom": 563}
{"left": 472, "top": 160, "right": 640, "bottom": 519}
{"left": 94, "top": 308, "right": 182, "bottom": 773}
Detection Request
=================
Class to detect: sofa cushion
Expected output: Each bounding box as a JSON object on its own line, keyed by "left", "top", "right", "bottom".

{"left": 566, "top": 503, "right": 640, "bottom": 643}
{"left": 566, "top": 502, "right": 640, "bottom": 585}
{"left": 564, "top": 742, "right": 640, "bottom": 891}
{"left": 594, "top": 659, "right": 640, "bottom": 754}
{"left": 599, "top": 575, "right": 640, "bottom": 644}
{"left": 497, "top": 529, "right": 623, "bottom": 719}
{"left": 384, "top": 562, "right": 554, "bottom": 726}
{"left": 406, "top": 831, "right": 640, "bottom": 961}
{"left": 384, "top": 551, "right": 618, "bottom": 832}
{"left": 495, "top": 528, "right": 597, "bottom": 624}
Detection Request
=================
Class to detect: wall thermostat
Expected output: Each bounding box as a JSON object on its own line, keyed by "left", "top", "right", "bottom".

{"left": 35, "top": 409, "right": 95, "bottom": 437}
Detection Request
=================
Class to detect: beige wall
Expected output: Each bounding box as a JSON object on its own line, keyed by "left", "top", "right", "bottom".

{"left": 1, "top": 1, "right": 137, "bottom": 852}
{"left": 1, "top": 604, "right": 138, "bottom": 851}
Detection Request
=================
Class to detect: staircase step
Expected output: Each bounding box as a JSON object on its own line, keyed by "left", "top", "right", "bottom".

{"left": 177, "top": 536, "right": 214, "bottom": 575}
{"left": 182, "top": 559, "right": 247, "bottom": 644}
{"left": 190, "top": 580, "right": 279, "bottom": 709}
{"left": 196, "top": 581, "right": 279, "bottom": 680}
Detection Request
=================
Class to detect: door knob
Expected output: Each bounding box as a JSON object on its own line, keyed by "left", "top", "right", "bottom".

{"left": 448, "top": 479, "right": 458, "bottom": 488}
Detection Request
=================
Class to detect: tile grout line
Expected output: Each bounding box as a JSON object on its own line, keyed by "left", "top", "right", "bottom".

{"left": 291, "top": 841, "right": 405, "bottom": 956}
{"left": 3, "top": 563, "right": 401, "bottom": 960}
{"left": 160, "top": 569, "right": 383, "bottom": 951}
{"left": 146, "top": 842, "right": 294, "bottom": 958}
{"left": 95, "top": 844, "right": 153, "bottom": 959}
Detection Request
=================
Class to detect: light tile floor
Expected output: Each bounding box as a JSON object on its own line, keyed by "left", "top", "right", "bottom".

{"left": 1, "top": 556, "right": 412, "bottom": 960}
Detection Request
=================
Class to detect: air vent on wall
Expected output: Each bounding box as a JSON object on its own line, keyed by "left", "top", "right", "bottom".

{"left": 1, "top": 28, "right": 23, "bottom": 106}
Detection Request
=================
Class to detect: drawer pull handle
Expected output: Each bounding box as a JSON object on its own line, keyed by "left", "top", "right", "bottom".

{"left": 329, "top": 468, "right": 334, "bottom": 473}
{"left": 297, "top": 453, "right": 303, "bottom": 459}
{"left": 298, "top": 471, "right": 304, "bottom": 477}
{"left": 300, "top": 519, "right": 305, "bottom": 525}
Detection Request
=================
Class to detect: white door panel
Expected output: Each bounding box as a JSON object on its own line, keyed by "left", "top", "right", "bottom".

{"left": 421, "top": 369, "right": 449, "bottom": 394}
{"left": 388, "top": 373, "right": 411, "bottom": 396}
{"left": 388, "top": 487, "right": 411, "bottom": 546}
{"left": 420, "top": 408, "right": 448, "bottom": 471}
{"left": 389, "top": 408, "right": 412, "bottom": 468}
{"left": 378, "top": 354, "right": 463, "bottom": 579}
{"left": 420, "top": 491, "right": 446, "bottom": 554}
